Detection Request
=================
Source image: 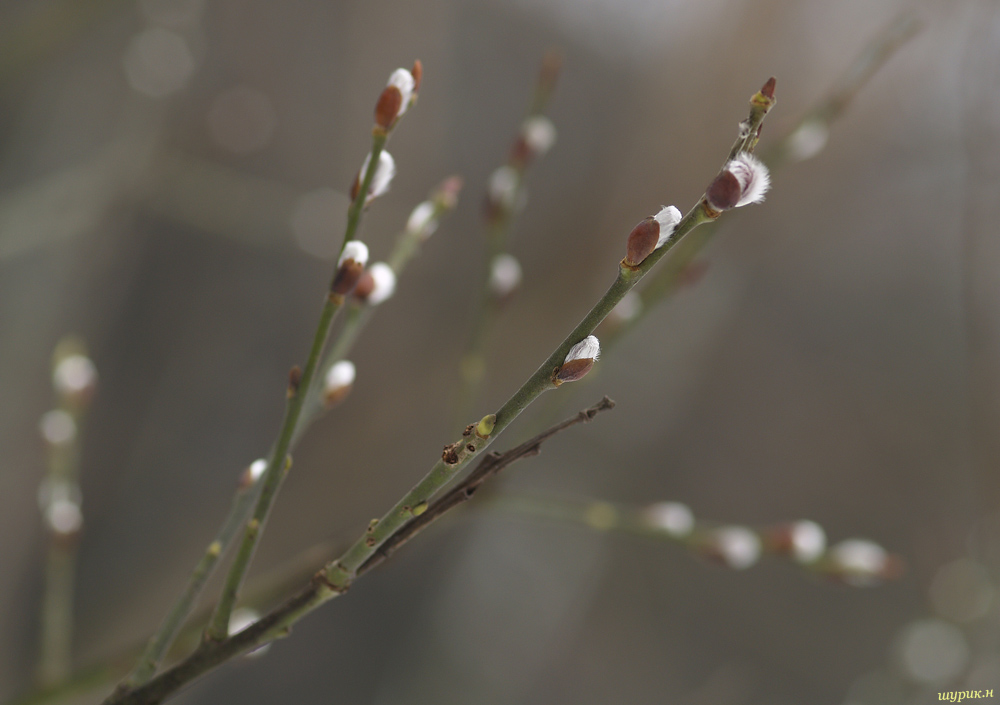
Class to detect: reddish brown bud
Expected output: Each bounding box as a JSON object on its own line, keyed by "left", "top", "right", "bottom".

{"left": 374, "top": 85, "right": 403, "bottom": 129}
{"left": 352, "top": 270, "right": 376, "bottom": 301}
{"left": 760, "top": 77, "right": 776, "bottom": 100}
{"left": 349, "top": 174, "right": 361, "bottom": 202}
{"left": 332, "top": 259, "right": 365, "bottom": 295}
{"left": 288, "top": 366, "right": 302, "bottom": 397}
{"left": 554, "top": 358, "right": 595, "bottom": 384}
{"left": 411, "top": 60, "right": 423, "bottom": 91}
{"left": 624, "top": 217, "right": 660, "bottom": 268}
{"left": 705, "top": 170, "right": 741, "bottom": 211}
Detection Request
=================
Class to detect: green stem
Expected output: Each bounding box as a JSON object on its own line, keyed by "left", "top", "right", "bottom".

{"left": 293, "top": 303, "right": 369, "bottom": 446}
{"left": 200, "top": 123, "right": 388, "bottom": 640}
{"left": 340, "top": 131, "right": 388, "bottom": 259}
{"left": 121, "top": 480, "right": 261, "bottom": 688}
{"left": 203, "top": 292, "right": 343, "bottom": 642}
{"left": 37, "top": 546, "right": 76, "bottom": 687}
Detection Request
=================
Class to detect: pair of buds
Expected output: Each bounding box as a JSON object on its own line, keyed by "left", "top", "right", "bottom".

{"left": 331, "top": 241, "right": 396, "bottom": 305}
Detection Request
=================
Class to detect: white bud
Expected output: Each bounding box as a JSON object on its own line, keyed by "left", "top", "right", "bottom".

{"left": 488, "top": 254, "right": 522, "bottom": 298}
{"left": 406, "top": 200, "right": 437, "bottom": 238}
{"left": 53, "top": 355, "right": 97, "bottom": 396}
{"left": 366, "top": 262, "right": 396, "bottom": 305}
{"left": 786, "top": 119, "right": 829, "bottom": 162}
{"left": 248, "top": 458, "right": 267, "bottom": 483}
{"left": 39, "top": 410, "right": 77, "bottom": 445}
{"left": 711, "top": 526, "right": 761, "bottom": 570}
{"left": 726, "top": 153, "right": 770, "bottom": 207}
{"left": 46, "top": 499, "right": 83, "bottom": 535}
{"left": 789, "top": 520, "right": 826, "bottom": 563}
{"left": 828, "top": 539, "right": 889, "bottom": 586}
{"left": 488, "top": 166, "right": 519, "bottom": 210}
{"left": 564, "top": 335, "right": 600, "bottom": 364}
{"left": 325, "top": 360, "right": 356, "bottom": 394}
{"left": 521, "top": 115, "right": 556, "bottom": 156}
{"left": 387, "top": 68, "right": 415, "bottom": 117}
{"left": 653, "top": 205, "right": 682, "bottom": 249}
{"left": 338, "top": 240, "right": 369, "bottom": 268}
{"left": 358, "top": 151, "right": 396, "bottom": 203}
{"left": 643, "top": 502, "right": 694, "bottom": 537}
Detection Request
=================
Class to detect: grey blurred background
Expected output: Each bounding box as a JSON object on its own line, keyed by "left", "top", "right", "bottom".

{"left": 2, "top": 0, "right": 999, "bottom": 703}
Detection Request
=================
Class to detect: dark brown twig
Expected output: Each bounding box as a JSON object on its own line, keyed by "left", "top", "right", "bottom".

{"left": 358, "top": 396, "right": 615, "bottom": 575}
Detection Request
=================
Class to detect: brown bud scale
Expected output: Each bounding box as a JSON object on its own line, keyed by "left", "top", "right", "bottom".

{"left": 705, "top": 171, "right": 741, "bottom": 211}
{"left": 332, "top": 260, "right": 365, "bottom": 295}
{"left": 411, "top": 60, "right": 423, "bottom": 92}
{"left": 624, "top": 217, "right": 659, "bottom": 267}
{"left": 374, "top": 86, "right": 403, "bottom": 129}
{"left": 555, "top": 357, "right": 595, "bottom": 384}
{"left": 761, "top": 77, "right": 776, "bottom": 100}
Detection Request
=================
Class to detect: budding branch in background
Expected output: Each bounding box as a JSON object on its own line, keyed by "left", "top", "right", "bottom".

{"left": 36, "top": 339, "right": 96, "bottom": 689}
{"left": 455, "top": 50, "right": 561, "bottom": 426}
{"left": 490, "top": 495, "right": 903, "bottom": 585}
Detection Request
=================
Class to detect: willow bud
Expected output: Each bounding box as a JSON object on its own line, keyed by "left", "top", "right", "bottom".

{"left": 554, "top": 335, "right": 599, "bottom": 385}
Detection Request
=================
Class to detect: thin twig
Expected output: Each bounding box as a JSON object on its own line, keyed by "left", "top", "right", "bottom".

{"left": 358, "top": 396, "right": 616, "bottom": 575}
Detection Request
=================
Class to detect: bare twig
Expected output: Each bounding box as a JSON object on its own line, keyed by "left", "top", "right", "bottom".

{"left": 359, "top": 396, "right": 616, "bottom": 575}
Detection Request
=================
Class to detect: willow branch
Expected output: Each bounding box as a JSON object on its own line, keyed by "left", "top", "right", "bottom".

{"left": 601, "top": 12, "right": 920, "bottom": 347}
{"left": 110, "top": 77, "right": 775, "bottom": 705}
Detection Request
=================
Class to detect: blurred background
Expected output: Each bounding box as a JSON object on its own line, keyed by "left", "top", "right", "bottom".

{"left": 2, "top": 0, "right": 999, "bottom": 703}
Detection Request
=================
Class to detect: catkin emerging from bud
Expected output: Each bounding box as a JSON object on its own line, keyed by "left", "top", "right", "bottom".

{"left": 555, "top": 335, "right": 600, "bottom": 384}
{"left": 705, "top": 153, "right": 770, "bottom": 211}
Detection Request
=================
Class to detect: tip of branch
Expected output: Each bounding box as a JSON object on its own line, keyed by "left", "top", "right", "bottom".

{"left": 761, "top": 77, "right": 776, "bottom": 99}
